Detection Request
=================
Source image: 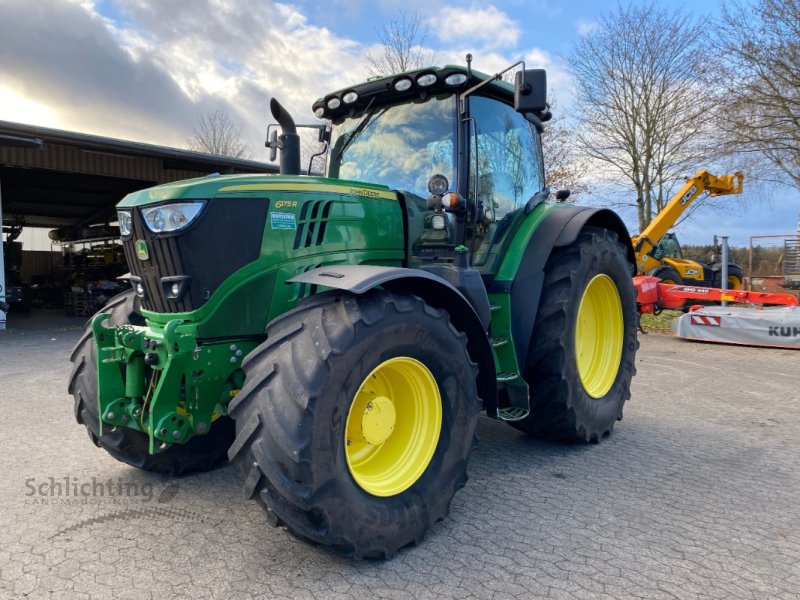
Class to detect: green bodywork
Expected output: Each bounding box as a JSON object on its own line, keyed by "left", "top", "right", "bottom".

{"left": 91, "top": 64, "right": 572, "bottom": 453}
{"left": 95, "top": 176, "right": 406, "bottom": 452}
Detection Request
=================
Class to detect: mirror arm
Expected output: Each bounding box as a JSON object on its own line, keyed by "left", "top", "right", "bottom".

{"left": 458, "top": 60, "right": 525, "bottom": 114}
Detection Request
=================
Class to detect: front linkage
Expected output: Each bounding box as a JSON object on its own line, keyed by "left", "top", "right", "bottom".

{"left": 91, "top": 314, "right": 256, "bottom": 453}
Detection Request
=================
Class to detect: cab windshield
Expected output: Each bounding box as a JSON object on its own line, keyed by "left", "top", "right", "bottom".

{"left": 653, "top": 235, "right": 684, "bottom": 260}
{"left": 326, "top": 94, "right": 457, "bottom": 200}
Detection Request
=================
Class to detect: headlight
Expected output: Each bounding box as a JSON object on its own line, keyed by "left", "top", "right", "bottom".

{"left": 141, "top": 202, "right": 205, "bottom": 234}
{"left": 117, "top": 210, "right": 132, "bottom": 237}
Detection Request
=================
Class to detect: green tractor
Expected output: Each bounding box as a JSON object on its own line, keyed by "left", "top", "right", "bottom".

{"left": 68, "top": 61, "right": 639, "bottom": 558}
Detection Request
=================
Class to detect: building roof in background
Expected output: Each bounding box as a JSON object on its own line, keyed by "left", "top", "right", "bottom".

{"left": 0, "top": 120, "right": 277, "bottom": 229}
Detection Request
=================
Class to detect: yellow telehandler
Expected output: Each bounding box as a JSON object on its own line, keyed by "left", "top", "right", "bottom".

{"left": 632, "top": 170, "right": 745, "bottom": 289}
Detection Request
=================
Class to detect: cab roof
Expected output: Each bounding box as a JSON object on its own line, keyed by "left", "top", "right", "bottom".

{"left": 312, "top": 65, "right": 515, "bottom": 122}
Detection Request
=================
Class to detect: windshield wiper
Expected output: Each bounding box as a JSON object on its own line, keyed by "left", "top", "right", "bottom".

{"left": 334, "top": 99, "right": 385, "bottom": 162}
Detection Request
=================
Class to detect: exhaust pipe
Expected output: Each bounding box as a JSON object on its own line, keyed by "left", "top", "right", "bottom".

{"left": 270, "top": 98, "right": 300, "bottom": 176}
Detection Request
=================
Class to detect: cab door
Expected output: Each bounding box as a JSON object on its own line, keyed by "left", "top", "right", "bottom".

{"left": 464, "top": 95, "right": 545, "bottom": 274}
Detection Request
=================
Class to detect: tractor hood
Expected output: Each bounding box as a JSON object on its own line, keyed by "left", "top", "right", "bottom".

{"left": 117, "top": 174, "right": 396, "bottom": 207}
{"left": 115, "top": 174, "right": 403, "bottom": 323}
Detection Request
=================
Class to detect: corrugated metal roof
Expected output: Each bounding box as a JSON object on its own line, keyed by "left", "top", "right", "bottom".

{"left": 0, "top": 120, "right": 279, "bottom": 229}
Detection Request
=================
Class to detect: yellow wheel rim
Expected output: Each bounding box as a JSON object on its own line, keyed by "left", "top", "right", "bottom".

{"left": 575, "top": 274, "right": 624, "bottom": 399}
{"left": 345, "top": 357, "right": 442, "bottom": 497}
{"left": 728, "top": 276, "right": 742, "bottom": 290}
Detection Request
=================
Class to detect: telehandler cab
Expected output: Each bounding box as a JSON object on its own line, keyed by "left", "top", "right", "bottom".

{"left": 69, "top": 61, "right": 639, "bottom": 558}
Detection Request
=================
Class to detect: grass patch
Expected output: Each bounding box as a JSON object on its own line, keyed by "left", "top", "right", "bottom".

{"left": 639, "top": 310, "right": 683, "bottom": 334}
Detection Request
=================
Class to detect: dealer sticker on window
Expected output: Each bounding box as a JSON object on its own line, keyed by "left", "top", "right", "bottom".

{"left": 270, "top": 212, "right": 296, "bottom": 230}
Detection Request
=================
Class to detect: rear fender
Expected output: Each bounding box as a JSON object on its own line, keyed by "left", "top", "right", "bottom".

{"left": 288, "top": 265, "right": 498, "bottom": 413}
{"left": 495, "top": 206, "right": 634, "bottom": 368}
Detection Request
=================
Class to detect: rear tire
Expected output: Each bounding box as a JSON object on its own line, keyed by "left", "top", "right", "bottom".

{"left": 68, "top": 290, "right": 234, "bottom": 475}
{"left": 514, "top": 227, "right": 638, "bottom": 442}
{"left": 712, "top": 265, "right": 744, "bottom": 290}
{"left": 227, "top": 291, "right": 479, "bottom": 558}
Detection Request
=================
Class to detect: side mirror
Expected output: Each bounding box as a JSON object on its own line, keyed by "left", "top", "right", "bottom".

{"left": 267, "top": 129, "right": 279, "bottom": 162}
{"left": 514, "top": 69, "right": 547, "bottom": 114}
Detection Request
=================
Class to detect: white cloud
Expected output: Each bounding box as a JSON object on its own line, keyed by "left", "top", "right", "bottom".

{"left": 0, "top": 85, "right": 61, "bottom": 128}
{"left": 0, "top": 0, "right": 371, "bottom": 159}
{"left": 0, "top": 0, "right": 576, "bottom": 162}
{"left": 576, "top": 18, "right": 598, "bottom": 36}
{"left": 433, "top": 5, "right": 520, "bottom": 51}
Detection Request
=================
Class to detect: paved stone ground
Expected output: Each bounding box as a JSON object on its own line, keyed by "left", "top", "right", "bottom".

{"left": 1, "top": 310, "right": 798, "bottom": 599}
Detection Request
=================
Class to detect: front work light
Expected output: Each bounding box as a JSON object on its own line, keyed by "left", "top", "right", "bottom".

{"left": 445, "top": 73, "right": 467, "bottom": 86}
{"left": 416, "top": 73, "right": 437, "bottom": 87}
{"left": 394, "top": 78, "right": 413, "bottom": 92}
{"left": 141, "top": 202, "right": 205, "bottom": 234}
{"left": 427, "top": 174, "right": 449, "bottom": 196}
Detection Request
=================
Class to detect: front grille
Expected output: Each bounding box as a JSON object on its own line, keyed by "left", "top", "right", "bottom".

{"left": 123, "top": 198, "right": 268, "bottom": 313}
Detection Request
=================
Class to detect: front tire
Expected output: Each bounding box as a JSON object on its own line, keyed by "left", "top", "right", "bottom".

{"left": 650, "top": 265, "right": 683, "bottom": 285}
{"left": 227, "top": 291, "right": 479, "bottom": 558}
{"left": 68, "top": 290, "right": 234, "bottom": 475}
{"left": 514, "top": 227, "right": 638, "bottom": 442}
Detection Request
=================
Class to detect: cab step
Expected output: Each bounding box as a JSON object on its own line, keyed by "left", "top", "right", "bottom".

{"left": 497, "top": 407, "right": 529, "bottom": 421}
{"left": 491, "top": 336, "right": 509, "bottom": 348}
{"left": 496, "top": 372, "right": 520, "bottom": 382}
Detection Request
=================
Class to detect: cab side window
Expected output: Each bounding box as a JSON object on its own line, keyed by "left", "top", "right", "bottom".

{"left": 469, "top": 96, "right": 544, "bottom": 268}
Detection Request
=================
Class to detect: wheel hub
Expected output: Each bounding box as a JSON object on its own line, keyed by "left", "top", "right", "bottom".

{"left": 575, "top": 274, "right": 624, "bottom": 398}
{"left": 359, "top": 396, "right": 396, "bottom": 445}
{"left": 344, "top": 357, "right": 442, "bottom": 497}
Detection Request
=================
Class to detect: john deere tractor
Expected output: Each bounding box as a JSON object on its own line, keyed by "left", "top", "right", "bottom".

{"left": 68, "top": 62, "right": 639, "bottom": 558}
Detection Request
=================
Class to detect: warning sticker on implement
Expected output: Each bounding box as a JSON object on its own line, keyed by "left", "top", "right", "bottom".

{"left": 270, "top": 212, "right": 296, "bottom": 230}
{"left": 690, "top": 315, "right": 721, "bottom": 326}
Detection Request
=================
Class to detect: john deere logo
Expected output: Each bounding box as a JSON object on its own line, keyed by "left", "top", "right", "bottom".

{"left": 135, "top": 240, "right": 149, "bottom": 261}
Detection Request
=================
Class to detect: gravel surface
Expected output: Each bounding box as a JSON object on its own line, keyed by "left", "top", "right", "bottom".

{"left": 1, "top": 311, "right": 798, "bottom": 599}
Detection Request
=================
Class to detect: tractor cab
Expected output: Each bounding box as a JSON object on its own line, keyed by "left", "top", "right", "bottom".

{"left": 316, "top": 64, "right": 549, "bottom": 273}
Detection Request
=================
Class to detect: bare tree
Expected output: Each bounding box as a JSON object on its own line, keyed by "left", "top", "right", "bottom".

{"left": 716, "top": 0, "right": 800, "bottom": 189}
{"left": 187, "top": 110, "right": 249, "bottom": 159}
{"left": 541, "top": 98, "right": 589, "bottom": 198}
{"left": 365, "top": 10, "right": 437, "bottom": 77}
{"left": 567, "top": 4, "right": 718, "bottom": 231}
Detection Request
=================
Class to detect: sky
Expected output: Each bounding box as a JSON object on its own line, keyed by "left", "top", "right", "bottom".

{"left": 1, "top": 0, "right": 797, "bottom": 246}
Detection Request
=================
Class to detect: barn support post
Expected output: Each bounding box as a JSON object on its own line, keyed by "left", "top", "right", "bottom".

{"left": 0, "top": 175, "right": 6, "bottom": 330}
